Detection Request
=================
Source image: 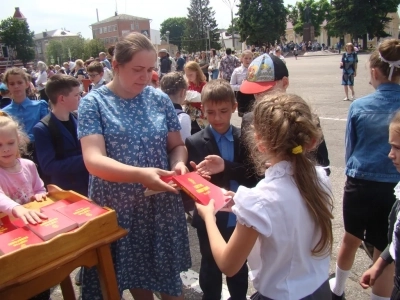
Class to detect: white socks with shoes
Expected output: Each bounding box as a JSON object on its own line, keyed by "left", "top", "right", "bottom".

{"left": 371, "top": 294, "right": 390, "bottom": 300}
{"left": 329, "top": 264, "right": 350, "bottom": 296}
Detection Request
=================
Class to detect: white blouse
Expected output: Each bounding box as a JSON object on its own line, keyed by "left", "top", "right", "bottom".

{"left": 230, "top": 65, "right": 248, "bottom": 92}
{"left": 232, "top": 161, "right": 331, "bottom": 300}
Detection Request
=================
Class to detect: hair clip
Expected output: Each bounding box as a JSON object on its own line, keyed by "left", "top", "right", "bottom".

{"left": 292, "top": 145, "right": 303, "bottom": 155}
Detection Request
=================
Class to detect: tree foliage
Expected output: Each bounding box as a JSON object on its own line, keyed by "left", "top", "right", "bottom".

{"left": 160, "top": 17, "right": 187, "bottom": 51}
{"left": 237, "top": 0, "right": 287, "bottom": 46}
{"left": 0, "top": 17, "right": 35, "bottom": 65}
{"left": 286, "top": 0, "right": 331, "bottom": 37}
{"left": 326, "top": 0, "right": 400, "bottom": 42}
{"left": 46, "top": 37, "right": 106, "bottom": 64}
{"left": 182, "top": 0, "right": 220, "bottom": 53}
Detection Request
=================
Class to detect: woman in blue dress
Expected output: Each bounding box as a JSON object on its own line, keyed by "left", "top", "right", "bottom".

{"left": 340, "top": 43, "right": 358, "bottom": 101}
{"left": 78, "top": 32, "right": 191, "bottom": 300}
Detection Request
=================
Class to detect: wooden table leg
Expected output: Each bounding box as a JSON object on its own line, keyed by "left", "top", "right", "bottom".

{"left": 96, "top": 244, "right": 120, "bottom": 300}
{"left": 60, "top": 275, "right": 76, "bottom": 300}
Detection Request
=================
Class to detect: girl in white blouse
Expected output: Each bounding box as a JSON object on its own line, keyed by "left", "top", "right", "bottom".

{"left": 195, "top": 93, "right": 333, "bottom": 300}
{"left": 230, "top": 50, "right": 255, "bottom": 117}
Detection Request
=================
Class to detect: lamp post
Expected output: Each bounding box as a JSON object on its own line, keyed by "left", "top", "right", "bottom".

{"left": 206, "top": 25, "right": 210, "bottom": 53}
{"left": 165, "top": 31, "right": 170, "bottom": 54}
{"left": 222, "top": 0, "right": 237, "bottom": 50}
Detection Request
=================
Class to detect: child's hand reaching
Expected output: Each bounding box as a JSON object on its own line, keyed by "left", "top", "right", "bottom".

{"left": 12, "top": 206, "right": 48, "bottom": 225}
{"left": 31, "top": 193, "right": 47, "bottom": 202}
{"left": 195, "top": 199, "right": 216, "bottom": 222}
{"left": 195, "top": 155, "right": 225, "bottom": 176}
{"left": 189, "top": 161, "right": 211, "bottom": 181}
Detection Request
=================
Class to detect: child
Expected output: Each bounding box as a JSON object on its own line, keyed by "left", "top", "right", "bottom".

{"left": 0, "top": 112, "right": 50, "bottom": 300}
{"left": 230, "top": 50, "right": 255, "bottom": 117}
{"left": 87, "top": 61, "right": 106, "bottom": 92}
{"left": 2, "top": 67, "right": 49, "bottom": 160}
{"left": 195, "top": 93, "right": 334, "bottom": 300}
{"left": 294, "top": 47, "right": 298, "bottom": 60}
{"left": 184, "top": 61, "right": 207, "bottom": 135}
{"left": 360, "top": 110, "right": 400, "bottom": 299}
{"left": 33, "top": 74, "right": 89, "bottom": 196}
{"left": 0, "top": 111, "right": 47, "bottom": 224}
{"left": 160, "top": 72, "right": 191, "bottom": 141}
{"left": 0, "top": 83, "right": 11, "bottom": 108}
{"left": 331, "top": 39, "right": 400, "bottom": 300}
{"left": 185, "top": 79, "right": 250, "bottom": 300}
{"left": 149, "top": 70, "right": 159, "bottom": 89}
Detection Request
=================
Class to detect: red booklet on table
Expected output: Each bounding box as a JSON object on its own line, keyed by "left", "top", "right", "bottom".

{"left": 40, "top": 199, "right": 72, "bottom": 214}
{"left": 0, "top": 227, "right": 43, "bottom": 255}
{"left": 0, "top": 217, "right": 17, "bottom": 235}
{"left": 56, "top": 200, "right": 107, "bottom": 227}
{"left": 26, "top": 210, "right": 78, "bottom": 241}
{"left": 172, "top": 172, "right": 232, "bottom": 212}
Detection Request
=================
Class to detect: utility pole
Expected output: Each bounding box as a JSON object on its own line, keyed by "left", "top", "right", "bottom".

{"left": 222, "top": 0, "right": 237, "bottom": 50}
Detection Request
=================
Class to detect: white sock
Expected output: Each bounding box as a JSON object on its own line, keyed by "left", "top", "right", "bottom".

{"left": 371, "top": 294, "right": 390, "bottom": 300}
{"left": 329, "top": 264, "right": 350, "bottom": 296}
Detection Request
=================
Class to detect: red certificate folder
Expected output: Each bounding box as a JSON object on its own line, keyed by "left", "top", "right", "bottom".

{"left": 0, "top": 219, "right": 17, "bottom": 235}
{"left": 56, "top": 200, "right": 107, "bottom": 227}
{"left": 40, "top": 199, "right": 72, "bottom": 214}
{"left": 172, "top": 172, "right": 232, "bottom": 211}
{"left": 26, "top": 210, "right": 78, "bottom": 241}
{"left": 0, "top": 227, "right": 43, "bottom": 255}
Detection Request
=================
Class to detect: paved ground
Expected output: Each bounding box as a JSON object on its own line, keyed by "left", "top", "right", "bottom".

{"left": 51, "top": 53, "right": 376, "bottom": 299}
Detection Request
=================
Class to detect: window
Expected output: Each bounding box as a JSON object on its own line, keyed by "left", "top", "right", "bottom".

{"left": 113, "top": 25, "right": 117, "bottom": 31}
{"left": 103, "top": 26, "right": 107, "bottom": 33}
{"left": 131, "top": 23, "right": 135, "bottom": 30}
{"left": 135, "top": 21, "right": 139, "bottom": 30}
{"left": 99, "top": 27, "right": 103, "bottom": 34}
{"left": 108, "top": 26, "right": 112, "bottom": 32}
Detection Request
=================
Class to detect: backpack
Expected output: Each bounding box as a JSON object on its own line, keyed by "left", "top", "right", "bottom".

{"left": 39, "top": 112, "right": 79, "bottom": 160}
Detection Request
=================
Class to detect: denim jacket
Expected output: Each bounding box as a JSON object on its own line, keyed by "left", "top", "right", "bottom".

{"left": 345, "top": 83, "right": 400, "bottom": 183}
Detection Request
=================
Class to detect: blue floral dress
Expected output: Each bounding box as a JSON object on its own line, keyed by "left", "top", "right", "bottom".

{"left": 77, "top": 85, "right": 191, "bottom": 299}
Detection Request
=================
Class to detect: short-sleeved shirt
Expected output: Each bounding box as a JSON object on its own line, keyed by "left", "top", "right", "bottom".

{"left": 232, "top": 161, "right": 331, "bottom": 299}
{"left": 77, "top": 85, "right": 191, "bottom": 297}
{"left": 3, "top": 97, "right": 49, "bottom": 142}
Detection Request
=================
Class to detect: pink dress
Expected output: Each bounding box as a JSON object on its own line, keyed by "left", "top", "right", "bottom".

{"left": 0, "top": 158, "right": 46, "bottom": 215}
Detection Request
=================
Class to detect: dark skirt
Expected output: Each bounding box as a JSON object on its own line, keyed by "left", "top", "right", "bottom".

{"left": 250, "top": 279, "right": 330, "bottom": 300}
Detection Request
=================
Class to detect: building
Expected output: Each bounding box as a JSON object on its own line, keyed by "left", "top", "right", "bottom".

{"left": 219, "top": 31, "right": 242, "bottom": 50}
{"left": 34, "top": 29, "right": 79, "bottom": 62}
{"left": 285, "top": 12, "right": 400, "bottom": 48}
{"left": 90, "top": 13, "right": 151, "bottom": 48}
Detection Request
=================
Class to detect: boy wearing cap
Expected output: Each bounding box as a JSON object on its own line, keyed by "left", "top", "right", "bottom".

{"left": 198, "top": 54, "right": 330, "bottom": 187}
{"left": 0, "top": 83, "right": 11, "bottom": 109}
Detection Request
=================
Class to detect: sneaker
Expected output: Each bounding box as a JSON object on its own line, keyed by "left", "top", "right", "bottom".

{"left": 343, "top": 97, "right": 349, "bottom": 101}
{"left": 361, "top": 241, "right": 374, "bottom": 260}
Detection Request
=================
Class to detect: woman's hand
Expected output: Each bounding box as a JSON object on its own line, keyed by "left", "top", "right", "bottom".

{"left": 12, "top": 206, "right": 48, "bottom": 225}
{"left": 141, "top": 168, "right": 178, "bottom": 194}
{"left": 173, "top": 161, "right": 189, "bottom": 175}
{"left": 354, "top": 71, "right": 357, "bottom": 77}
{"left": 195, "top": 199, "right": 216, "bottom": 221}
{"left": 196, "top": 155, "right": 225, "bottom": 176}
{"left": 31, "top": 193, "right": 47, "bottom": 202}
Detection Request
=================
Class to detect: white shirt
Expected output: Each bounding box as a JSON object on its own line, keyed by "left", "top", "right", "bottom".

{"left": 209, "top": 56, "right": 220, "bottom": 71}
{"left": 230, "top": 65, "right": 248, "bottom": 91}
{"left": 102, "top": 67, "right": 113, "bottom": 83}
{"left": 35, "top": 70, "right": 47, "bottom": 91}
{"left": 232, "top": 161, "right": 331, "bottom": 300}
{"left": 176, "top": 109, "right": 191, "bottom": 142}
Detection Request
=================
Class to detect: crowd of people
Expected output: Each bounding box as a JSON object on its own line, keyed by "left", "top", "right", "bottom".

{"left": 0, "top": 32, "right": 400, "bottom": 300}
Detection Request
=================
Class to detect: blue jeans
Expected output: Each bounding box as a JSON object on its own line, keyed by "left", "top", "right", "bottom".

{"left": 211, "top": 69, "right": 219, "bottom": 80}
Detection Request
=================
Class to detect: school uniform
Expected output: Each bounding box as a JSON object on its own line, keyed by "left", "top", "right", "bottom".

{"left": 185, "top": 125, "right": 250, "bottom": 300}
{"left": 33, "top": 112, "right": 89, "bottom": 196}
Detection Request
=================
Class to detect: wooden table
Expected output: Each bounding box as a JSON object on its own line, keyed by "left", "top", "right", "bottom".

{"left": 0, "top": 185, "right": 127, "bottom": 300}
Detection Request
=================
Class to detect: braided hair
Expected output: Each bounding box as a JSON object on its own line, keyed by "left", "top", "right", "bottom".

{"left": 160, "top": 72, "right": 188, "bottom": 96}
{"left": 248, "top": 93, "right": 333, "bottom": 256}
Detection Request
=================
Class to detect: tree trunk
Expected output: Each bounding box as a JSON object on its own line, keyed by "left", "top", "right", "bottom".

{"left": 362, "top": 34, "right": 367, "bottom": 50}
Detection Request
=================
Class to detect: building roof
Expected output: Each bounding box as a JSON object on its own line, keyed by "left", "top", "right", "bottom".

{"left": 34, "top": 29, "right": 79, "bottom": 40}
{"left": 91, "top": 13, "right": 150, "bottom": 26}
{"left": 13, "top": 7, "right": 26, "bottom": 20}
{"left": 220, "top": 31, "right": 240, "bottom": 40}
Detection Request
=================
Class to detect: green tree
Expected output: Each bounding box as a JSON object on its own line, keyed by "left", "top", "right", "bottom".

{"left": 0, "top": 17, "right": 35, "bottom": 66}
{"left": 326, "top": 0, "right": 400, "bottom": 49}
{"left": 182, "top": 0, "right": 220, "bottom": 53}
{"left": 46, "top": 37, "right": 85, "bottom": 64}
{"left": 286, "top": 0, "right": 331, "bottom": 38}
{"left": 84, "top": 38, "right": 106, "bottom": 59}
{"left": 160, "top": 17, "right": 187, "bottom": 51}
{"left": 226, "top": 17, "right": 239, "bottom": 35}
{"left": 237, "top": 0, "right": 286, "bottom": 46}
